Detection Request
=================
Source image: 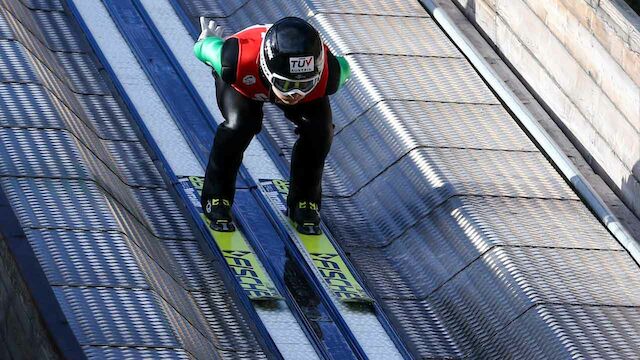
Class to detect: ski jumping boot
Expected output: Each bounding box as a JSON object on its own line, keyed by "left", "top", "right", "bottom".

{"left": 288, "top": 200, "right": 322, "bottom": 235}
{"left": 204, "top": 198, "right": 236, "bottom": 232}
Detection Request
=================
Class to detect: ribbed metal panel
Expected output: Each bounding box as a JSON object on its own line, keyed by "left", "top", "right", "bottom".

{"left": 192, "top": 291, "right": 264, "bottom": 352}
{"left": 134, "top": 188, "right": 196, "bottom": 240}
{"left": 0, "top": 10, "right": 12, "bottom": 38}
{"left": 53, "top": 286, "right": 180, "bottom": 348}
{"left": 26, "top": 228, "right": 149, "bottom": 288}
{"left": 18, "top": 44, "right": 93, "bottom": 121}
{"left": 1, "top": 5, "right": 89, "bottom": 113}
{"left": 72, "top": 141, "right": 151, "bottom": 224}
{"left": 0, "top": 42, "right": 153, "bottom": 224}
{"left": 0, "top": 83, "right": 65, "bottom": 129}
{"left": 301, "top": 0, "right": 430, "bottom": 17}
{"left": 18, "top": 0, "right": 63, "bottom": 11}
{"left": 218, "top": 349, "right": 269, "bottom": 360}
{"left": 76, "top": 95, "right": 140, "bottom": 141}
{"left": 312, "top": 14, "right": 460, "bottom": 58}
{"left": 322, "top": 147, "right": 577, "bottom": 200}
{"left": 354, "top": 239, "right": 633, "bottom": 304}
{"left": 382, "top": 299, "right": 465, "bottom": 359}
{"left": 133, "top": 247, "right": 216, "bottom": 341}
{"left": 83, "top": 346, "right": 192, "bottom": 360}
{"left": 341, "top": 197, "right": 621, "bottom": 298}
{"left": 0, "top": 40, "right": 39, "bottom": 82}
{"left": 334, "top": 101, "right": 538, "bottom": 151}
{"left": 31, "top": 9, "right": 85, "bottom": 52}
{"left": 164, "top": 240, "right": 223, "bottom": 292}
{"left": 0, "top": 177, "right": 118, "bottom": 231}
{"left": 55, "top": 52, "right": 110, "bottom": 95}
{"left": 490, "top": 304, "right": 640, "bottom": 359}
{"left": 158, "top": 297, "right": 220, "bottom": 360}
{"left": 103, "top": 140, "right": 165, "bottom": 187}
{"left": 177, "top": 0, "right": 430, "bottom": 19}
{"left": 0, "top": 127, "right": 88, "bottom": 178}
{"left": 380, "top": 247, "right": 639, "bottom": 358}
{"left": 292, "top": 149, "right": 566, "bottom": 214}
{"left": 103, "top": 195, "right": 185, "bottom": 278}
{"left": 198, "top": 1, "right": 313, "bottom": 37}
{"left": 176, "top": 0, "right": 248, "bottom": 18}
{"left": 1, "top": 1, "right": 50, "bottom": 48}
{"left": 347, "top": 54, "right": 500, "bottom": 105}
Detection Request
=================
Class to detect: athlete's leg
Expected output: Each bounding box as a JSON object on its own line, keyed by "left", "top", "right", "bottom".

{"left": 201, "top": 74, "right": 263, "bottom": 208}
{"left": 282, "top": 96, "right": 334, "bottom": 209}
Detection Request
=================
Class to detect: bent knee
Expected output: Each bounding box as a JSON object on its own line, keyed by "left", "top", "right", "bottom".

{"left": 223, "top": 113, "right": 263, "bottom": 135}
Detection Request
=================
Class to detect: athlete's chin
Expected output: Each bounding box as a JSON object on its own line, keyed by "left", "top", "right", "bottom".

{"left": 278, "top": 97, "right": 303, "bottom": 105}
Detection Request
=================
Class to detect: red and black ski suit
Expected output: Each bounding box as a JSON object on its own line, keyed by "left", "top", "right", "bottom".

{"left": 195, "top": 25, "right": 348, "bottom": 210}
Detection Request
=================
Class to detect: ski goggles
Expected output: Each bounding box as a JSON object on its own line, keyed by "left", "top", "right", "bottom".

{"left": 270, "top": 73, "right": 320, "bottom": 96}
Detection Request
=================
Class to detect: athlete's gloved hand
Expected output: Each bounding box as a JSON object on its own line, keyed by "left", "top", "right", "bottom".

{"left": 198, "top": 17, "right": 224, "bottom": 41}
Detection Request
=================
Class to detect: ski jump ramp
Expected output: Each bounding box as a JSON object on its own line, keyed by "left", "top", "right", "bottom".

{"left": 0, "top": 0, "right": 638, "bottom": 358}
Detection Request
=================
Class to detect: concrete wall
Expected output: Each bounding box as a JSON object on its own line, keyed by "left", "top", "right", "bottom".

{"left": 451, "top": 0, "right": 640, "bottom": 219}
{"left": 0, "top": 235, "right": 59, "bottom": 360}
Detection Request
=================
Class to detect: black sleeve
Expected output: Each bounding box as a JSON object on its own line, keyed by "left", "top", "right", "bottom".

{"left": 220, "top": 37, "right": 239, "bottom": 84}
{"left": 325, "top": 51, "right": 341, "bottom": 96}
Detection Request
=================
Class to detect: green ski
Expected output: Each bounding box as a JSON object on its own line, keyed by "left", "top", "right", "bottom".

{"left": 181, "top": 176, "right": 281, "bottom": 300}
{"left": 259, "top": 179, "right": 373, "bottom": 303}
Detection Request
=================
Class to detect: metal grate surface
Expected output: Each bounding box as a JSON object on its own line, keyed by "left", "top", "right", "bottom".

{"left": 55, "top": 52, "right": 110, "bottom": 95}
{"left": 76, "top": 95, "right": 140, "bottom": 141}
{"left": 334, "top": 101, "right": 538, "bottom": 150}
{"left": 322, "top": 146, "right": 577, "bottom": 199}
{"left": 18, "top": 0, "right": 63, "bottom": 11}
{"left": 0, "top": 177, "right": 118, "bottom": 231}
{"left": 103, "top": 140, "right": 165, "bottom": 187}
{"left": 347, "top": 54, "right": 500, "bottom": 104}
{"left": 53, "top": 286, "right": 180, "bottom": 348}
{"left": 1, "top": 1, "right": 50, "bottom": 48}
{"left": 312, "top": 14, "right": 460, "bottom": 58}
{"left": 26, "top": 228, "right": 149, "bottom": 288}
{"left": 0, "top": 10, "right": 12, "bottom": 38}
{"left": 0, "top": 40, "right": 39, "bottom": 82}
{"left": 83, "top": 346, "right": 191, "bottom": 360}
{"left": 0, "top": 127, "right": 88, "bottom": 179}
{"left": 176, "top": 0, "right": 248, "bottom": 18}
{"left": 31, "top": 9, "right": 85, "bottom": 52}
{"left": 133, "top": 188, "right": 196, "bottom": 240}
{"left": 0, "top": 83, "right": 65, "bottom": 129}
{"left": 490, "top": 304, "right": 640, "bottom": 359}
{"left": 300, "top": 0, "right": 431, "bottom": 17}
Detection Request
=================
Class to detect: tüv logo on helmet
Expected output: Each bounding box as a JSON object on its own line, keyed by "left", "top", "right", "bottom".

{"left": 289, "top": 56, "right": 314, "bottom": 73}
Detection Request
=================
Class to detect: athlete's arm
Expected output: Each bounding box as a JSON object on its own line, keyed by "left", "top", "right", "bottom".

{"left": 326, "top": 51, "right": 351, "bottom": 95}
{"left": 194, "top": 36, "right": 224, "bottom": 74}
{"left": 194, "top": 37, "right": 239, "bottom": 83}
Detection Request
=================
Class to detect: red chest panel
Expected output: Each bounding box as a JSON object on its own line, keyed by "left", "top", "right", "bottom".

{"left": 230, "top": 25, "right": 329, "bottom": 103}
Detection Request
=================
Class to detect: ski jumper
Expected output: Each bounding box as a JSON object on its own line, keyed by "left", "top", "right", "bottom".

{"left": 194, "top": 24, "right": 350, "bottom": 209}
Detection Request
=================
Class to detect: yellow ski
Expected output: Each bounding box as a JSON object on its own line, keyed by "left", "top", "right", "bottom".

{"left": 260, "top": 179, "right": 373, "bottom": 303}
{"left": 181, "top": 176, "right": 281, "bottom": 300}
